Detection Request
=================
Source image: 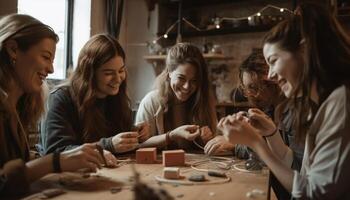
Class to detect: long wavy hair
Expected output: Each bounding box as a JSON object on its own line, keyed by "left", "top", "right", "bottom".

{"left": 263, "top": 2, "right": 350, "bottom": 142}
{"left": 66, "top": 34, "right": 132, "bottom": 142}
{"left": 154, "top": 43, "right": 217, "bottom": 132}
{"left": 0, "top": 14, "right": 58, "bottom": 159}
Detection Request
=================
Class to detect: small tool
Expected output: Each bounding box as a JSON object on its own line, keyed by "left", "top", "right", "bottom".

{"left": 207, "top": 170, "right": 227, "bottom": 178}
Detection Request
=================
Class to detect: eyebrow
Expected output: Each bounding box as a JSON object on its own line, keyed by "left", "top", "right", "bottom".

{"left": 102, "top": 65, "right": 125, "bottom": 71}
{"left": 41, "top": 50, "right": 53, "bottom": 56}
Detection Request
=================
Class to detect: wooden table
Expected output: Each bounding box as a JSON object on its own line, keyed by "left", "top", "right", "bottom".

{"left": 23, "top": 154, "right": 273, "bottom": 200}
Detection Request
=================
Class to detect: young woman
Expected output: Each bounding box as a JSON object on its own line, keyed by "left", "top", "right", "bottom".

{"left": 0, "top": 14, "right": 104, "bottom": 196}
{"left": 136, "top": 43, "right": 217, "bottom": 150}
{"left": 204, "top": 48, "right": 283, "bottom": 156}
{"left": 40, "top": 34, "right": 149, "bottom": 165}
{"left": 220, "top": 2, "right": 350, "bottom": 199}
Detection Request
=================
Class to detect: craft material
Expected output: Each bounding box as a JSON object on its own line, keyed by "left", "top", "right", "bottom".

{"left": 95, "top": 144, "right": 107, "bottom": 166}
{"left": 163, "top": 167, "right": 181, "bottom": 179}
{"left": 188, "top": 174, "right": 206, "bottom": 182}
{"left": 207, "top": 170, "right": 226, "bottom": 178}
{"left": 136, "top": 147, "right": 157, "bottom": 164}
{"left": 162, "top": 149, "right": 185, "bottom": 167}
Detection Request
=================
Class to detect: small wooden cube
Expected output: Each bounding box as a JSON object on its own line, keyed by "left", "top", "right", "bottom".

{"left": 162, "top": 149, "right": 185, "bottom": 167}
{"left": 163, "top": 167, "right": 180, "bottom": 179}
{"left": 136, "top": 148, "right": 157, "bottom": 164}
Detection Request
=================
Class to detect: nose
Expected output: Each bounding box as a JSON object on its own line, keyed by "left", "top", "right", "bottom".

{"left": 183, "top": 81, "right": 190, "bottom": 89}
{"left": 113, "top": 72, "right": 122, "bottom": 83}
{"left": 267, "top": 67, "right": 276, "bottom": 81}
{"left": 47, "top": 63, "right": 54, "bottom": 74}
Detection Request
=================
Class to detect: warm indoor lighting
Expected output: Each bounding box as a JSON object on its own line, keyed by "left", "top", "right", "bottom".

{"left": 280, "top": 8, "right": 284, "bottom": 12}
{"left": 216, "top": 24, "right": 220, "bottom": 29}
{"left": 257, "top": 12, "right": 261, "bottom": 16}
{"left": 248, "top": 16, "right": 252, "bottom": 21}
{"left": 163, "top": 34, "right": 168, "bottom": 38}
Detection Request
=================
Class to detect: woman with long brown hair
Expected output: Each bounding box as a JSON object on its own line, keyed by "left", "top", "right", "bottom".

{"left": 220, "top": 2, "right": 350, "bottom": 199}
{"left": 136, "top": 43, "right": 217, "bottom": 150}
{"left": 41, "top": 34, "right": 149, "bottom": 165}
{"left": 0, "top": 14, "right": 104, "bottom": 197}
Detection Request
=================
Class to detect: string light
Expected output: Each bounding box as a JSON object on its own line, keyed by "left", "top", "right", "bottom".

{"left": 150, "top": 4, "right": 293, "bottom": 44}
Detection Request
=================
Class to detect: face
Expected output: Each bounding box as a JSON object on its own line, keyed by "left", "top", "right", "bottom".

{"left": 169, "top": 63, "right": 198, "bottom": 102}
{"left": 241, "top": 72, "right": 275, "bottom": 108}
{"left": 95, "top": 55, "right": 126, "bottom": 98}
{"left": 13, "top": 38, "right": 56, "bottom": 94}
{"left": 263, "top": 43, "right": 301, "bottom": 98}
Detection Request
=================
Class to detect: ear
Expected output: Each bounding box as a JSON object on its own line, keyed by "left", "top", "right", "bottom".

{"left": 4, "top": 39, "right": 18, "bottom": 60}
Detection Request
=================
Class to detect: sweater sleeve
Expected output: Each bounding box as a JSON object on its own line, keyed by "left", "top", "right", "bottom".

{"left": 135, "top": 91, "right": 159, "bottom": 136}
{"left": 40, "top": 88, "right": 80, "bottom": 154}
{"left": 292, "top": 87, "right": 350, "bottom": 199}
{"left": 0, "top": 159, "right": 29, "bottom": 196}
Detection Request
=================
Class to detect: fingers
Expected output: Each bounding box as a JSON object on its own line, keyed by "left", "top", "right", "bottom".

{"left": 120, "top": 137, "right": 139, "bottom": 144}
{"left": 204, "top": 139, "right": 220, "bottom": 155}
{"left": 120, "top": 132, "right": 139, "bottom": 138}
{"left": 104, "top": 150, "right": 118, "bottom": 167}
{"left": 116, "top": 143, "right": 138, "bottom": 153}
{"left": 186, "top": 129, "right": 200, "bottom": 141}
{"left": 184, "top": 125, "right": 200, "bottom": 132}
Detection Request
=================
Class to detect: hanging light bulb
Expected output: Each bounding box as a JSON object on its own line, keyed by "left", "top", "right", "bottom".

{"left": 214, "top": 17, "right": 221, "bottom": 29}
{"left": 248, "top": 16, "right": 252, "bottom": 21}
{"left": 152, "top": 40, "right": 157, "bottom": 44}
{"left": 163, "top": 34, "right": 168, "bottom": 38}
{"left": 280, "top": 8, "right": 284, "bottom": 12}
{"left": 257, "top": 12, "right": 261, "bottom": 16}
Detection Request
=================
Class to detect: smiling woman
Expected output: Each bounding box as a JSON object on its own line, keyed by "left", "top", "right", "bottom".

{"left": 40, "top": 34, "right": 150, "bottom": 163}
{"left": 135, "top": 43, "right": 217, "bottom": 150}
{"left": 0, "top": 14, "right": 105, "bottom": 197}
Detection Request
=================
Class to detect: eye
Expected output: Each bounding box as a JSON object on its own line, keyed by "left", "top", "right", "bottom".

{"left": 104, "top": 72, "right": 114, "bottom": 76}
{"left": 178, "top": 76, "right": 186, "bottom": 81}
{"left": 118, "top": 68, "right": 125, "bottom": 74}
{"left": 269, "top": 58, "right": 277, "bottom": 65}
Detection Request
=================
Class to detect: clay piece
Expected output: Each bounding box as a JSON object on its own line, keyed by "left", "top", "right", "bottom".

{"left": 163, "top": 167, "right": 180, "bottom": 179}
{"left": 136, "top": 147, "right": 157, "bottom": 164}
{"left": 162, "top": 149, "right": 185, "bottom": 167}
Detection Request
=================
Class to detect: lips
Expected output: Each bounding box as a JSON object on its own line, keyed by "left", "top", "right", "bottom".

{"left": 38, "top": 73, "right": 47, "bottom": 81}
{"left": 278, "top": 79, "right": 287, "bottom": 89}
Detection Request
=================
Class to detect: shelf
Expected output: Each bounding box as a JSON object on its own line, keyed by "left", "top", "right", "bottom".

{"left": 144, "top": 53, "right": 233, "bottom": 61}
{"left": 144, "top": 53, "right": 233, "bottom": 76}
{"left": 159, "top": 24, "right": 274, "bottom": 39}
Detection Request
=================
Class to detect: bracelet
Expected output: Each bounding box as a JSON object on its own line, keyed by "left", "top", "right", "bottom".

{"left": 52, "top": 152, "right": 61, "bottom": 173}
{"left": 263, "top": 128, "right": 278, "bottom": 138}
{"left": 165, "top": 131, "right": 172, "bottom": 146}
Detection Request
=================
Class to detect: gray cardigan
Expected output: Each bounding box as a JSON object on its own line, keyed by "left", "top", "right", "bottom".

{"left": 39, "top": 87, "right": 116, "bottom": 155}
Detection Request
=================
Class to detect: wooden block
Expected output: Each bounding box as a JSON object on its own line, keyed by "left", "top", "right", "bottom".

{"left": 163, "top": 167, "right": 180, "bottom": 179}
{"left": 162, "top": 149, "right": 185, "bottom": 167}
{"left": 136, "top": 148, "right": 157, "bottom": 164}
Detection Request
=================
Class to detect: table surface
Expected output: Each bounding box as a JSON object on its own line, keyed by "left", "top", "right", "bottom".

{"left": 23, "top": 154, "right": 274, "bottom": 200}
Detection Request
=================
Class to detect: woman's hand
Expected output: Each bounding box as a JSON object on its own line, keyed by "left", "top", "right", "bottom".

{"left": 247, "top": 108, "right": 277, "bottom": 136}
{"left": 134, "top": 122, "right": 150, "bottom": 142}
{"left": 220, "top": 114, "right": 262, "bottom": 148}
{"left": 60, "top": 143, "right": 104, "bottom": 172}
{"left": 200, "top": 126, "right": 215, "bottom": 144}
{"left": 204, "top": 135, "right": 234, "bottom": 155}
{"left": 170, "top": 125, "right": 200, "bottom": 141}
{"left": 103, "top": 150, "right": 118, "bottom": 167}
{"left": 112, "top": 132, "right": 139, "bottom": 153}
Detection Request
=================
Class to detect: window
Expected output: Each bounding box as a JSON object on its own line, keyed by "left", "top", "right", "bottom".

{"left": 18, "top": 0, "right": 67, "bottom": 79}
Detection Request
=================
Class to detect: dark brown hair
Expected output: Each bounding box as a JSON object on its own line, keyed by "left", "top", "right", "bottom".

{"left": 67, "top": 34, "right": 132, "bottom": 142}
{"left": 155, "top": 43, "right": 217, "bottom": 132}
{"left": 263, "top": 2, "right": 350, "bottom": 142}
{"left": 0, "top": 14, "right": 58, "bottom": 160}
